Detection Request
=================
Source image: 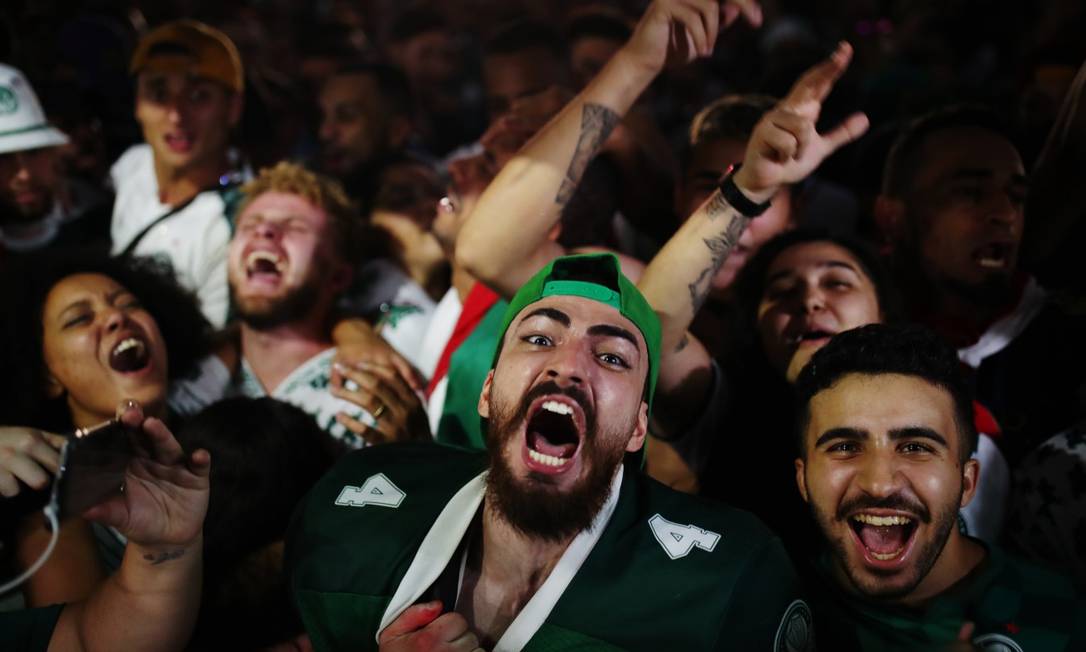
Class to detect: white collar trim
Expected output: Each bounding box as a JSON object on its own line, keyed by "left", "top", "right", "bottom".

{"left": 957, "top": 277, "right": 1047, "bottom": 368}
{"left": 376, "top": 465, "right": 625, "bottom": 651}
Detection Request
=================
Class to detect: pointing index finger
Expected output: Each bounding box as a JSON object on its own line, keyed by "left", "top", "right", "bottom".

{"left": 783, "top": 41, "right": 852, "bottom": 109}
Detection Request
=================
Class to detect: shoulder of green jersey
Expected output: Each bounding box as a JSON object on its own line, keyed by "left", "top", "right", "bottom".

{"left": 335, "top": 473, "right": 406, "bottom": 508}
{"left": 648, "top": 513, "right": 721, "bottom": 560}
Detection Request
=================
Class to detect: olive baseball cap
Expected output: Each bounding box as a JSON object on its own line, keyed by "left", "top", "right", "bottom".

{"left": 495, "top": 253, "right": 661, "bottom": 412}
{"left": 130, "top": 20, "right": 244, "bottom": 93}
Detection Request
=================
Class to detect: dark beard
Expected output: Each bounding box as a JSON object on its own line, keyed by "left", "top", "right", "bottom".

{"left": 484, "top": 380, "right": 628, "bottom": 544}
{"left": 231, "top": 276, "right": 324, "bottom": 331}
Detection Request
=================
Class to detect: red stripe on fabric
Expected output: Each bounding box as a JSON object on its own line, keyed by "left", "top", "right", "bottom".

{"left": 973, "top": 401, "right": 1002, "bottom": 438}
{"left": 426, "top": 282, "right": 501, "bottom": 397}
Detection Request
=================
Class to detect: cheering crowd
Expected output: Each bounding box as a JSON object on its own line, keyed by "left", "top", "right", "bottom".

{"left": 1, "top": 0, "right": 1085, "bottom": 649}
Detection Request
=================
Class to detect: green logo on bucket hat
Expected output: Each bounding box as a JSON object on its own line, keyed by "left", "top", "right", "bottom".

{"left": 0, "top": 87, "right": 18, "bottom": 115}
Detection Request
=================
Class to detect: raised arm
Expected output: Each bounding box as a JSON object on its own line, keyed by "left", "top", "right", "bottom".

{"left": 48, "top": 402, "right": 211, "bottom": 652}
{"left": 455, "top": 0, "right": 763, "bottom": 298}
{"left": 641, "top": 42, "right": 869, "bottom": 354}
{"left": 639, "top": 42, "right": 869, "bottom": 431}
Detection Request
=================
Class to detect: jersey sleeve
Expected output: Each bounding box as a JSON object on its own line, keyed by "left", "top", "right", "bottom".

{"left": 714, "top": 536, "right": 814, "bottom": 652}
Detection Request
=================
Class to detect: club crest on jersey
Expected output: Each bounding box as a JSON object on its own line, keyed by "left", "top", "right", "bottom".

{"left": 774, "top": 600, "right": 814, "bottom": 652}
{"left": 648, "top": 514, "right": 720, "bottom": 560}
{"left": 335, "top": 473, "right": 406, "bottom": 508}
{"left": 972, "top": 634, "right": 1024, "bottom": 652}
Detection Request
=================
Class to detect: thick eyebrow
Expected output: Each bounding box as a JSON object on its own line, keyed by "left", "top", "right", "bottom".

{"left": 519, "top": 307, "right": 570, "bottom": 328}
{"left": 815, "top": 426, "right": 867, "bottom": 449}
{"left": 587, "top": 324, "right": 639, "bottom": 350}
{"left": 765, "top": 260, "right": 862, "bottom": 287}
{"left": 889, "top": 426, "right": 949, "bottom": 449}
{"left": 814, "top": 425, "right": 949, "bottom": 449}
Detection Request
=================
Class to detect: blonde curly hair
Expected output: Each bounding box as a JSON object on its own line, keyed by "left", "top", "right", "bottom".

{"left": 237, "top": 161, "right": 359, "bottom": 262}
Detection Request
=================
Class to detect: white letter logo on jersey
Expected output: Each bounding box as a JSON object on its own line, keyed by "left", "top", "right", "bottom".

{"left": 648, "top": 514, "right": 721, "bottom": 560}
{"left": 335, "top": 473, "right": 406, "bottom": 508}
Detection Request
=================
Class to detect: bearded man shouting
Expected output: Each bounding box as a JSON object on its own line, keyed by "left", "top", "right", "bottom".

{"left": 286, "top": 253, "right": 812, "bottom": 651}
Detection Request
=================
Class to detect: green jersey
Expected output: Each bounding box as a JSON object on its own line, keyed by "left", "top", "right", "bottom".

{"left": 0, "top": 604, "right": 62, "bottom": 652}
{"left": 810, "top": 544, "right": 1086, "bottom": 650}
{"left": 286, "top": 442, "right": 813, "bottom": 651}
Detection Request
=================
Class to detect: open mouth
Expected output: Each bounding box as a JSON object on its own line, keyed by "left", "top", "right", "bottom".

{"left": 973, "top": 242, "right": 1014, "bottom": 270}
{"left": 109, "top": 335, "right": 151, "bottom": 373}
{"left": 523, "top": 398, "right": 585, "bottom": 473}
{"left": 848, "top": 513, "right": 918, "bottom": 563}
{"left": 164, "top": 132, "right": 194, "bottom": 154}
{"left": 245, "top": 250, "right": 285, "bottom": 285}
{"left": 790, "top": 329, "right": 835, "bottom": 346}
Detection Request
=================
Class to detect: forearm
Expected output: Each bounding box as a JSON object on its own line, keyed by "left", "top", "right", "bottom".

{"left": 53, "top": 537, "right": 203, "bottom": 652}
{"left": 456, "top": 51, "right": 657, "bottom": 296}
{"left": 638, "top": 188, "right": 752, "bottom": 353}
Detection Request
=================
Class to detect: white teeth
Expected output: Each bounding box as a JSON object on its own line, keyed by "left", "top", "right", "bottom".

{"left": 246, "top": 250, "right": 283, "bottom": 272}
{"left": 978, "top": 257, "right": 1006, "bottom": 269}
{"left": 541, "top": 400, "right": 574, "bottom": 416}
{"left": 528, "top": 448, "right": 567, "bottom": 467}
{"left": 114, "top": 338, "right": 144, "bottom": 355}
{"left": 852, "top": 514, "right": 912, "bottom": 527}
{"left": 870, "top": 548, "right": 905, "bottom": 561}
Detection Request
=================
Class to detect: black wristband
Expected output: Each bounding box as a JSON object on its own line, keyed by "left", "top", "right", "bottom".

{"left": 717, "top": 164, "right": 772, "bottom": 218}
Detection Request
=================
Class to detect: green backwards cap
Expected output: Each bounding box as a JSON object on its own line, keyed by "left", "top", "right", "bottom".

{"left": 495, "top": 253, "right": 662, "bottom": 412}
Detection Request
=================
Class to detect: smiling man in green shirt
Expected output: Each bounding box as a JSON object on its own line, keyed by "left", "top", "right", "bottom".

{"left": 794, "top": 324, "right": 1086, "bottom": 651}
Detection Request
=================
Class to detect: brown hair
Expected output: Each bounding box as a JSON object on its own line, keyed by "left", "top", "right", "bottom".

{"left": 237, "top": 161, "right": 359, "bottom": 262}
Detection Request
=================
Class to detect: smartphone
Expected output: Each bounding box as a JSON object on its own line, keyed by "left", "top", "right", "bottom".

{"left": 47, "top": 419, "right": 135, "bottom": 523}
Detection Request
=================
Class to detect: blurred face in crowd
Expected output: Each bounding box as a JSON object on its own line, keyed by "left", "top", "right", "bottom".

{"left": 570, "top": 36, "right": 623, "bottom": 89}
{"left": 796, "top": 373, "right": 978, "bottom": 602}
{"left": 757, "top": 242, "right": 882, "bottom": 383}
{"left": 680, "top": 136, "right": 794, "bottom": 295}
{"left": 0, "top": 147, "right": 62, "bottom": 223}
{"left": 228, "top": 191, "right": 347, "bottom": 329}
{"left": 432, "top": 153, "right": 494, "bottom": 256}
{"left": 41, "top": 273, "right": 170, "bottom": 427}
{"left": 896, "top": 127, "right": 1027, "bottom": 302}
{"left": 479, "top": 295, "right": 649, "bottom": 541}
{"left": 370, "top": 162, "right": 446, "bottom": 274}
{"left": 135, "top": 71, "right": 241, "bottom": 175}
{"left": 397, "top": 30, "right": 459, "bottom": 95}
{"left": 483, "top": 48, "right": 567, "bottom": 120}
{"left": 318, "top": 73, "right": 405, "bottom": 178}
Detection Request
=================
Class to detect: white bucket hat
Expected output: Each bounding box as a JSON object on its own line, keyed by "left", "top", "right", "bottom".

{"left": 0, "top": 64, "right": 69, "bottom": 155}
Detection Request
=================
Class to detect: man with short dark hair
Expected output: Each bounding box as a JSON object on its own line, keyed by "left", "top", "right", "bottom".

{"left": 317, "top": 64, "right": 414, "bottom": 209}
{"left": 287, "top": 253, "right": 811, "bottom": 651}
{"left": 110, "top": 20, "right": 247, "bottom": 328}
{"left": 794, "top": 323, "right": 1086, "bottom": 650}
{"left": 874, "top": 105, "right": 1086, "bottom": 463}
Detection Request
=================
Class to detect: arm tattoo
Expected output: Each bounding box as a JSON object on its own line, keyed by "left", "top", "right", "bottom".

{"left": 144, "top": 549, "right": 186, "bottom": 565}
{"left": 555, "top": 103, "right": 620, "bottom": 206}
{"left": 703, "top": 191, "right": 731, "bottom": 220}
{"left": 686, "top": 214, "right": 750, "bottom": 315}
